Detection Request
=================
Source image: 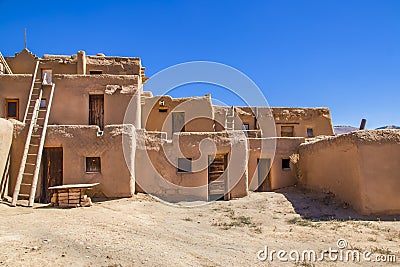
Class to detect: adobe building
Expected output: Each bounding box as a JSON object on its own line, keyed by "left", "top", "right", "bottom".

{"left": 298, "top": 130, "right": 400, "bottom": 215}
{"left": 0, "top": 48, "right": 398, "bottom": 214}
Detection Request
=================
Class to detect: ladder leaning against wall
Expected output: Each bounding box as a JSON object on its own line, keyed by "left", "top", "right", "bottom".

{"left": 0, "top": 52, "right": 13, "bottom": 74}
{"left": 11, "top": 61, "right": 56, "bottom": 207}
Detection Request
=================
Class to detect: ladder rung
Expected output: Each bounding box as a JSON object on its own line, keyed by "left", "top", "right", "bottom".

{"left": 31, "top": 135, "right": 41, "bottom": 137}
{"left": 27, "top": 154, "right": 38, "bottom": 156}
{"left": 18, "top": 194, "right": 30, "bottom": 198}
{"left": 29, "top": 144, "right": 39, "bottom": 147}
{"left": 23, "top": 173, "right": 33, "bottom": 176}
{"left": 21, "top": 183, "right": 32, "bottom": 186}
{"left": 25, "top": 163, "right": 36, "bottom": 166}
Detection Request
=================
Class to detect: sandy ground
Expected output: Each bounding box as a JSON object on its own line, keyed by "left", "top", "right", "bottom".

{"left": 0, "top": 186, "right": 399, "bottom": 267}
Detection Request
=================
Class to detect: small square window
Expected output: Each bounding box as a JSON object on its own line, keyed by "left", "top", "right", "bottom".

{"left": 86, "top": 157, "right": 101, "bottom": 173}
{"left": 40, "top": 99, "right": 47, "bottom": 109}
{"left": 177, "top": 158, "right": 192, "bottom": 173}
{"left": 307, "top": 128, "right": 314, "bottom": 137}
{"left": 242, "top": 123, "right": 249, "bottom": 130}
{"left": 281, "top": 126, "right": 294, "bottom": 137}
{"left": 282, "top": 158, "right": 290, "bottom": 169}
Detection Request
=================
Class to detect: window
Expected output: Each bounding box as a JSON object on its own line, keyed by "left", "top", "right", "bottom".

{"left": 86, "top": 157, "right": 101, "bottom": 173}
{"left": 172, "top": 112, "right": 185, "bottom": 133}
{"left": 42, "top": 69, "right": 52, "bottom": 85}
{"left": 282, "top": 158, "right": 290, "bottom": 170}
{"left": 242, "top": 123, "right": 250, "bottom": 130}
{"left": 177, "top": 158, "right": 192, "bottom": 173}
{"left": 6, "top": 99, "right": 18, "bottom": 120}
{"left": 307, "top": 128, "right": 314, "bottom": 138}
{"left": 89, "top": 70, "right": 103, "bottom": 75}
{"left": 281, "top": 126, "right": 294, "bottom": 137}
{"left": 40, "top": 99, "right": 47, "bottom": 109}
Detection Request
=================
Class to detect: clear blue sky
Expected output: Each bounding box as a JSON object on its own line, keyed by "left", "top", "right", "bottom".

{"left": 1, "top": 0, "right": 399, "bottom": 129}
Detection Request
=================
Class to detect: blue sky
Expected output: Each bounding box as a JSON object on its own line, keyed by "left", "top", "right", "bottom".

{"left": 0, "top": 0, "right": 399, "bottom": 128}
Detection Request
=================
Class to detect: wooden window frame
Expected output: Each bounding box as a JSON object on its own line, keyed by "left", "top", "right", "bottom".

{"left": 281, "top": 125, "right": 294, "bottom": 137}
{"left": 86, "top": 157, "right": 101, "bottom": 173}
{"left": 5, "top": 98, "right": 19, "bottom": 120}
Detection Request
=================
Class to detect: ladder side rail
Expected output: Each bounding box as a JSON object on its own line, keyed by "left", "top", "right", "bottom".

{"left": 0, "top": 153, "right": 11, "bottom": 199}
{"left": 0, "top": 52, "right": 13, "bottom": 74}
{"left": 11, "top": 91, "right": 42, "bottom": 206}
{"left": 28, "top": 84, "right": 55, "bottom": 206}
{"left": 23, "top": 61, "right": 40, "bottom": 123}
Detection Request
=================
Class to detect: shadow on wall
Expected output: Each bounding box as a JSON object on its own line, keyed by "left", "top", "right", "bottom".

{"left": 277, "top": 186, "right": 399, "bottom": 222}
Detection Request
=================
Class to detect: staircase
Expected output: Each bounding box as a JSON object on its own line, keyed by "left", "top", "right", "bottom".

{"left": 225, "top": 106, "right": 235, "bottom": 130}
{"left": 0, "top": 52, "right": 13, "bottom": 74}
{"left": 11, "top": 61, "right": 55, "bottom": 207}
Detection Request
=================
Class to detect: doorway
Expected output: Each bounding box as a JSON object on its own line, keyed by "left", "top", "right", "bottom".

{"left": 208, "top": 154, "right": 228, "bottom": 201}
{"left": 257, "top": 158, "right": 271, "bottom": 192}
{"left": 172, "top": 112, "right": 185, "bottom": 134}
{"left": 40, "top": 147, "right": 63, "bottom": 203}
{"left": 89, "top": 94, "right": 104, "bottom": 130}
{"left": 41, "top": 69, "right": 52, "bottom": 85}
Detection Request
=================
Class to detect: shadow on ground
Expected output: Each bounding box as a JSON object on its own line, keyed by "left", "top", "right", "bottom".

{"left": 276, "top": 185, "right": 399, "bottom": 222}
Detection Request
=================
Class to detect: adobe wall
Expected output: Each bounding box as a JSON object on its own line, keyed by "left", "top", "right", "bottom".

{"left": 272, "top": 107, "right": 334, "bottom": 137}
{"left": 142, "top": 95, "right": 215, "bottom": 139}
{"left": 0, "top": 74, "right": 141, "bottom": 127}
{"left": 248, "top": 137, "right": 304, "bottom": 191}
{"left": 0, "top": 118, "right": 13, "bottom": 180}
{"left": 298, "top": 130, "right": 400, "bottom": 215}
{"left": 5, "top": 49, "right": 142, "bottom": 76}
{"left": 135, "top": 130, "right": 248, "bottom": 202}
{"left": 9, "top": 123, "right": 136, "bottom": 199}
{"left": 213, "top": 106, "right": 333, "bottom": 138}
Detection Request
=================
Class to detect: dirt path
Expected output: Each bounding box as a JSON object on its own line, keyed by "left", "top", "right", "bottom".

{"left": 0, "top": 187, "right": 399, "bottom": 266}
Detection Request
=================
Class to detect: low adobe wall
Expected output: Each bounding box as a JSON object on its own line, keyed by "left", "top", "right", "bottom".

{"left": 298, "top": 130, "right": 400, "bottom": 215}
{"left": 0, "top": 118, "right": 13, "bottom": 181}
{"left": 135, "top": 130, "right": 248, "bottom": 202}
{"left": 9, "top": 123, "right": 136, "bottom": 199}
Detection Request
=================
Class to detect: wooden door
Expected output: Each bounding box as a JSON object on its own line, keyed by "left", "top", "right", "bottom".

{"left": 40, "top": 147, "right": 63, "bottom": 203}
{"left": 172, "top": 112, "right": 185, "bottom": 134}
{"left": 208, "top": 154, "right": 228, "bottom": 201}
{"left": 257, "top": 158, "right": 271, "bottom": 192}
{"left": 89, "top": 94, "right": 104, "bottom": 130}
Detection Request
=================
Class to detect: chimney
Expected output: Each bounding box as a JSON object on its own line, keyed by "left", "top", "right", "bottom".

{"left": 359, "top": 119, "right": 367, "bottom": 130}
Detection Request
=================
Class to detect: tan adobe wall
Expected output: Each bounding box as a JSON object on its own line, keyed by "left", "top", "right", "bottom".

{"left": 298, "top": 130, "right": 400, "bottom": 215}
{"left": 86, "top": 56, "right": 141, "bottom": 75}
{"left": 248, "top": 137, "right": 304, "bottom": 191}
{"left": 135, "top": 130, "right": 248, "bottom": 202}
{"left": 142, "top": 95, "right": 215, "bottom": 139}
{"left": 213, "top": 106, "right": 333, "bottom": 138}
{"left": 0, "top": 118, "right": 13, "bottom": 180}
{"left": 5, "top": 49, "right": 143, "bottom": 76}
{"left": 5, "top": 49, "right": 38, "bottom": 74}
{"left": 272, "top": 107, "right": 334, "bottom": 138}
{"left": 0, "top": 74, "right": 141, "bottom": 127}
{"left": 8, "top": 123, "right": 136, "bottom": 199}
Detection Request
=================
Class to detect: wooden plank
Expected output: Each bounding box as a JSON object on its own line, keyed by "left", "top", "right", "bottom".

{"left": 48, "top": 183, "right": 99, "bottom": 190}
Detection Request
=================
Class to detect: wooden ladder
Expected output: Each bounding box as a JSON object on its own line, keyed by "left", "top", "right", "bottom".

{"left": 0, "top": 52, "right": 13, "bottom": 74}
{"left": 11, "top": 62, "right": 56, "bottom": 207}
